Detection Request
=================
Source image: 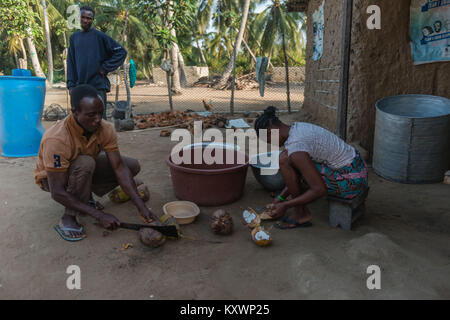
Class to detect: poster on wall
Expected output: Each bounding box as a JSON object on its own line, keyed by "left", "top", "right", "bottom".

{"left": 312, "top": 0, "right": 325, "bottom": 61}
{"left": 410, "top": 0, "right": 450, "bottom": 64}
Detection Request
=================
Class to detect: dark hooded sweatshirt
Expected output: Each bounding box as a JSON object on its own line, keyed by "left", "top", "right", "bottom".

{"left": 67, "top": 28, "right": 127, "bottom": 92}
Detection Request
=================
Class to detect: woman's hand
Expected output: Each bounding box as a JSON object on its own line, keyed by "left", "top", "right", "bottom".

{"left": 269, "top": 202, "right": 288, "bottom": 219}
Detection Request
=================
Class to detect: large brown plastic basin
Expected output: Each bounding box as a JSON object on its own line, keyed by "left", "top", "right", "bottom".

{"left": 166, "top": 147, "right": 249, "bottom": 206}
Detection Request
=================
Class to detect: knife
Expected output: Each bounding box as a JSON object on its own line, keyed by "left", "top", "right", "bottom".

{"left": 119, "top": 222, "right": 179, "bottom": 238}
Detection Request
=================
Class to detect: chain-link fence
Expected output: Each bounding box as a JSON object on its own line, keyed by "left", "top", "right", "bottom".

{"left": 105, "top": 61, "right": 305, "bottom": 116}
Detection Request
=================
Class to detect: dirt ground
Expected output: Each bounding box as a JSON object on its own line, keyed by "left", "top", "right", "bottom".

{"left": 0, "top": 112, "right": 449, "bottom": 300}
{"left": 44, "top": 82, "right": 305, "bottom": 114}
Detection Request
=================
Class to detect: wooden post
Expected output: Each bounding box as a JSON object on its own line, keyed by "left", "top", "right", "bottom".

{"left": 336, "top": 0, "right": 353, "bottom": 140}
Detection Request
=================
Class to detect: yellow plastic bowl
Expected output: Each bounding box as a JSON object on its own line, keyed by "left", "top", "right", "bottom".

{"left": 163, "top": 201, "right": 200, "bottom": 225}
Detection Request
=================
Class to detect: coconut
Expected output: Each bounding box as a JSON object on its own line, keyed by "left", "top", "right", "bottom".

{"left": 138, "top": 228, "right": 166, "bottom": 248}
{"left": 137, "top": 184, "right": 150, "bottom": 202}
{"left": 251, "top": 226, "right": 272, "bottom": 247}
{"left": 242, "top": 208, "right": 261, "bottom": 229}
{"left": 210, "top": 209, "right": 233, "bottom": 235}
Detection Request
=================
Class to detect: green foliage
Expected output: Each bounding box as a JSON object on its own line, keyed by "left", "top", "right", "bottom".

{"left": 0, "top": 0, "right": 307, "bottom": 81}
{"left": 0, "top": 0, "right": 42, "bottom": 40}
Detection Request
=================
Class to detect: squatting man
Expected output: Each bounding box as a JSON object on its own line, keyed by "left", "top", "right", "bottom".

{"left": 34, "top": 84, "right": 161, "bottom": 241}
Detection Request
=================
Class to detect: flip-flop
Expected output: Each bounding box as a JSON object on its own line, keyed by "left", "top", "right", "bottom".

{"left": 274, "top": 216, "right": 313, "bottom": 229}
{"left": 54, "top": 225, "right": 85, "bottom": 242}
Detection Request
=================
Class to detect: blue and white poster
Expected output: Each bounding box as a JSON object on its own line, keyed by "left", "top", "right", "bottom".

{"left": 410, "top": 0, "right": 450, "bottom": 64}
{"left": 312, "top": 0, "right": 325, "bottom": 61}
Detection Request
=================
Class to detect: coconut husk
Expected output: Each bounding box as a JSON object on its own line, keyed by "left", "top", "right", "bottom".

{"left": 160, "top": 129, "right": 171, "bottom": 137}
{"left": 137, "top": 184, "right": 150, "bottom": 202}
{"left": 210, "top": 209, "right": 233, "bottom": 235}
{"left": 136, "top": 118, "right": 149, "bottom": 129}
{"left": 139, "top": 228, "right": 166, "bottom": 248}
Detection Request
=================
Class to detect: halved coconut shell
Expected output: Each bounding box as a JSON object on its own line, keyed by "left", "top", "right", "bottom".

{"left": 242, "top": 208, "right": 261, "bottom": 229}
{"left": 251, "top": 226, "right": 272, "bottom": 247}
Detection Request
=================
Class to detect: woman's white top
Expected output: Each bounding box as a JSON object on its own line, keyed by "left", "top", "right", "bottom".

{"left": 284, "top": 122, "right": 356, "bottom": 169}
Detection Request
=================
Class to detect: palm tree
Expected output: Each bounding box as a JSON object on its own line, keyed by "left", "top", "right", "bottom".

{"left": 214, "top": 0, "right": 251, "bottom": 89}
{"left": 252, "top": 0, "right": 306, "bottom": 63}
{"left": 251, "top": 0, "right": 306, "bottom": 112}
{"left": 40, "top": 0, "right": 53, "bottom": 85}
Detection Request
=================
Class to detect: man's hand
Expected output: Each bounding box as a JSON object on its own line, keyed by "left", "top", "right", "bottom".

{"left": 97, "top": 212, "right": 121, "bottom": 230}
{"left": 139, "top": 207, "right": 163, "bottom": 226}
{"left": 98, "top": 67, "right": 105, "bottom": 76}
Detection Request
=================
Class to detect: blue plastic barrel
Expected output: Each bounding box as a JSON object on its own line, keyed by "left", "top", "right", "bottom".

{"left": 0, "top": 76, "right": 46, "bottom": 157}
{"left": 12, "top": 69, "right": 32, "bottom": 77}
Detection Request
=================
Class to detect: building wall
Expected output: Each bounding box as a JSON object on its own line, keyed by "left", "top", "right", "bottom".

{"left": 347, "top": 0, "right": 450, "bottom": 153}
{"left": 303, "top": 0, "right": 345, "bottom": 132}
{"left": 152, "top": 67, "right": 209, "bottom": 87}
{"left": 303, "top": 0, "right": 450, "bottom": 155}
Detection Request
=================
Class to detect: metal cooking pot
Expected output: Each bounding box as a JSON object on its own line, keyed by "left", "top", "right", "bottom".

{"left": 250, "top": 151, "right": 285, "bottom": 192}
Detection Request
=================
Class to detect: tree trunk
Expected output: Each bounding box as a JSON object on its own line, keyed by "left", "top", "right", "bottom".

{"left": 169, "top": 35, "right": 181, "bottom": 93}
{"left": 214, "top": 0, "right": 251, "bottom": 89}
{"left": 196, "top": 39, "right": 207, "bottom": 65}
{"left": 14, "top": 51, "right": 20, "bottom": 68}
{"left": 282, "top": 32, "right": 291, "bottom": 113}
{"left": 165, "top": 0, "right": 181, "bottom": 94}
{"left": 123, "top": 63, "right": 131, "bottom": 118}
{"left": 41, "top": 0, "right": 53, "bottom": 86}
{"left": 62, "top": 32, "right": 69, "bottom": 110}
{"left": 62, "top": 32, "right": 68, "bottom": 81}
{"left": 178, "top": 50, "right": 187, "bottom": 87}
{"left": 121, "top": 9, "right": 129, "bottom": 47}
{"left": 241, "top": 37, "right": 257, "bottom": 64}
{"left": 19, "top": 37, "right": 27, "bottom": 69}
{"left": 26, "top": 32, "right": 45, "bottom": 78}
{"left": 165, "top": 50, "right": 174, "bottom": 111}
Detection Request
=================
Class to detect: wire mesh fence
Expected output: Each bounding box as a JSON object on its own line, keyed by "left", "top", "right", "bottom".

{"left": 104, "top": 63, "right": 305, "bottom": 116}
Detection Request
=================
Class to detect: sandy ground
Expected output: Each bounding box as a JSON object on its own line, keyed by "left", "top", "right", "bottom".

{"left": 0, "top": 112, "right": 449, "bottom": 300}
{"left": 45, "top": 82, "right": 305, "bottom": 114}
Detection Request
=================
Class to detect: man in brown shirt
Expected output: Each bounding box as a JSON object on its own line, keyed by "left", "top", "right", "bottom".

{"left": 35, "top": 84, "right": 160, "bottom": 241}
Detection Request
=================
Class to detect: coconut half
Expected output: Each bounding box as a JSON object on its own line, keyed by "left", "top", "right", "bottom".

{"left": 242, "top": 208, "right": 261, "bottom": 229}
{"left": 251, "top": 226, "right": 272, "bottom": 247}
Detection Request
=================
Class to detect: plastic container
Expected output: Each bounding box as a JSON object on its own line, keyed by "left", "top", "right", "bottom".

{"left": 163, "top": 201, "right": 200, "bottom": 224}
{"left": 0, "top": 75, "right": 46, "bottom": 157}
{"left": 166, "top": 145, "right": 249, "bottom": 206}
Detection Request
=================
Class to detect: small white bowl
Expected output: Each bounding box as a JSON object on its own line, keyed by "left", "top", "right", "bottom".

{"left": 163, "top": 201, "right": 200, "bottom": 225}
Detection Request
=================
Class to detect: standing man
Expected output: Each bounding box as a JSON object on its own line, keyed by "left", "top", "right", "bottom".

{"left": 67, "top": 5, "right": 127, "bottom": 119}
